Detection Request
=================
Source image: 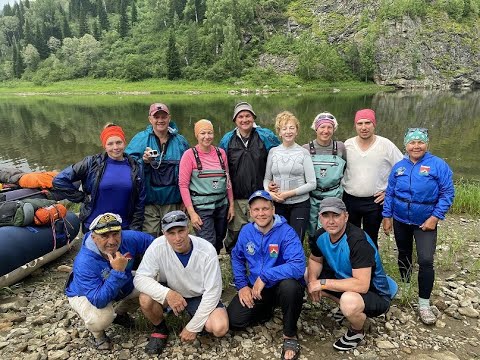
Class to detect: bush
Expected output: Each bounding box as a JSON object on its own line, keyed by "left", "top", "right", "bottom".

{"left": 122, "top": 55, "right": 151, "bottom": 81}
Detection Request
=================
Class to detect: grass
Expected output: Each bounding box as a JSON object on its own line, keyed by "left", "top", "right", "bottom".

{"left": 0, "top": 78, "right": 388, "bottom": 95}
{"left": 450, "top": 179, "right": 480, "bottom": 216}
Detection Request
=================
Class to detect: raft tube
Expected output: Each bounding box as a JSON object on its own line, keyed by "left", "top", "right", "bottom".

{"left": 0, "top": 211, "right": 81, "bottom": 287}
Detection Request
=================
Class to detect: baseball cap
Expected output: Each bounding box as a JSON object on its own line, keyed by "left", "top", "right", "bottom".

{"left": 149, "top": 103, "right": 170, "bottom": 116}
{"left": 232, "top": 102, "right": 256, "bottom": 122}
{"left": 319, "top": 197, "right": 347, "bottom": 215}
{"left": 248, "top": 190, "right": 273, "bottom": 204}
{"left": 89, "top": 213, "right": 122, "bottom": 234}
{"left": 161, "top": 210, "right": 188, "bottom": 232}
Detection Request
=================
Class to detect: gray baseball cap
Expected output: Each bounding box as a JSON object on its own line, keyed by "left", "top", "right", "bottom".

{"left": 319, "top": 197, "right": 347, "bottom": 214}
{"left": 161, "top": 210, "right": 188, "bottom": 232}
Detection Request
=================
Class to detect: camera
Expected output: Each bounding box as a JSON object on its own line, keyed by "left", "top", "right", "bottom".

{"left": 148, "top": 149, "right": 159, "bottom": 157}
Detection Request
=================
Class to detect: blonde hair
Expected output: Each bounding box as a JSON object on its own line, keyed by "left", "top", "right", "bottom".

{"left": 274, "top": 111, "right": 299, "bottom": 134}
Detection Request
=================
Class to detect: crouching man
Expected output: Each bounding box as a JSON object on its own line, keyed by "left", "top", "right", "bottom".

{"left": 133, "top": 210, "right": 228, "bottom": 355}
{"left": 307, "top": 198, "right": 397, "bottom": 351}
{"left": 66, "top": 213, "right": 154, "bottom": 350}
{"left": 227, "top": 190, "right": 306, "bottom": 360}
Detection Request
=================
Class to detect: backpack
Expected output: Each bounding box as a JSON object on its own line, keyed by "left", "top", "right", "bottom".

{"left": 0, "top": 201, "right": 35, "bottom": 227}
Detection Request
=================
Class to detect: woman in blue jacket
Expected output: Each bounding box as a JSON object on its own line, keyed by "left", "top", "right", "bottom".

{"left": 54, "top": 124, "right": 145, "bottom": 233}
{"left": 382, "top": 128, "right": 454, "bottom": 325}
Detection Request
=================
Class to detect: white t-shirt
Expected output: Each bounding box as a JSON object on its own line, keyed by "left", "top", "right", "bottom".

{"left": 341, "top": 135, "right": 402, "bottom": 197}
{"left": 133, "top": 235, "right": 222, "bottom": 333}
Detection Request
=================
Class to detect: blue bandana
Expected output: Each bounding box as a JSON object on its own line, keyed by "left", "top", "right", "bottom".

{"left": 404, "top": 128, "right": 429, "bottom": 146}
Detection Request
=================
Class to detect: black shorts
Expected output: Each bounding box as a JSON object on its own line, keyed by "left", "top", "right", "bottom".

{"left": 185, "top": 296, "right": 224, "bottom": 317}
{"left": 324, "top": 289, "right": 390, "bottom": 318}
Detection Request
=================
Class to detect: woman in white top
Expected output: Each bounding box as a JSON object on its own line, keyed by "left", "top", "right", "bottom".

{"left": 264, "top": 111, "right": 316, "bottom": 241}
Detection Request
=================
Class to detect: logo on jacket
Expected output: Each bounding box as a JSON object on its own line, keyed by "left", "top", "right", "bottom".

{"left": 246, "top": 241, "right": 255, "bottom": 255}
{"left": 101, "top": 267, "right": 111, "bottom": 280}
{"left": 269, "top": 244, "right": 279, "bottom": 258}
{"left": 395, "top": 167, "right": 406, "bottom": 176}
{"left": 212, "top": 180, "right": 219, "bottom": 189}
{"left": 319, "top": 168, "right": 327, "bottom": 178}
{"left": 419, "top": 165, "right": 430, "bottom": 176}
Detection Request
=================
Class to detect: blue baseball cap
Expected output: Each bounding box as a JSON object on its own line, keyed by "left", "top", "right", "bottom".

{"left": 248, "top": 190, "right": 273, "bottom": 204}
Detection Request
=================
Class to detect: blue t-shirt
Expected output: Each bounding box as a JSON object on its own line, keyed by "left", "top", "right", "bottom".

{"left": 85, "top": 157, "right": 133, "bottom": 228}
{"left": 175, "top": 243, "right": 193, "bottom": 267}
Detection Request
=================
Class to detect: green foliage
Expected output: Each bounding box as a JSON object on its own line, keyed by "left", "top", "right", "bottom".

{"left": 450, "top": 179, "right": 480, "bottom": 215}
{"left": 378, "top": 0, "right": 428, "bottom": 20}
{"left": 122, "top": 54, "right": 150, "bottom": 81}
{"left": 166, "top": 30, "right": 182, "bottom": 80}
{"left": 263, "top": 34, "right": 296, "bottom": 55}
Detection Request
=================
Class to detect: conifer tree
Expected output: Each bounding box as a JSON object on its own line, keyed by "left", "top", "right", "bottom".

{"left": 24, "top": 18, "right": 34, "bottom": 45}
{"left": 166, "top": 30, "right": 181, "bottom": 80}
{"left": 118, "top": 0, "right": 129, "bottom": 38}
{"left": 35, "top": 23, "right": 49, "bottom": 59}
{"left": 13, "top": 42, "right": 25, "bottom": 78}
{"left": 79, "top": 5, "right": 88, "bottom": 36}
{"left": 97, "top": 0, "right": 109, "bottom": 30}
{"left": 92, "top": 20, "right": 101, "bottom": 40}
{"left": 62, "top": 15, "right": 72, "bottom": 38}
{"left": 131, "top": 0, "right": 138, "bottom": 25}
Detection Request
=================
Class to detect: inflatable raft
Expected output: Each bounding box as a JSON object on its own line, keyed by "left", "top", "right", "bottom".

{"left": 0, "top": 211, "right": 81, "bottom": 288}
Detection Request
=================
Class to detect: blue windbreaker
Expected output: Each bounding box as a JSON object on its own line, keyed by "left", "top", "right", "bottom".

{"left": 125, "top": 123, "right": 189, "bottom": 205}
{"left": 231, "top": 215, "right": 306, "bottom": 290}
{"left": 219, "top": 125, "right": 279, "bottom": 153}
{"left": 65, "top": 230, "right": 154, "bottom": 308}
{"left": 383, "top": 152, "right": 454, "bottom": 226}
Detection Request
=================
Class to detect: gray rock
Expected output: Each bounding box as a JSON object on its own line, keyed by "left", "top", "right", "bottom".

{"left": 0, "top": 341, "right": 9, "bottom": 349}
{"left": 376, "top": 340, "right": 397, "bottom": 349}
{"left": 47, "top": 350, "right": 69, "bottom": 360}
{"left": 118, "top": 349, "right": 130, "bottom": 360}
{"left": 457, "top": 307, "right": 479, "bottom": 318}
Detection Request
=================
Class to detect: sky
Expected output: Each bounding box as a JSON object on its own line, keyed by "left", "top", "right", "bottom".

{"left": 0, "top": 0, "right": 15, "bottom": 8}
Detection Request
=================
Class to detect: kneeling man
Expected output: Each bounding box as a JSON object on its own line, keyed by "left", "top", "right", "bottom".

{"left": 227, "top": 190, "right": 305, "bottom": 360}
{"left": 307, "top": 197, "right": 397, "bottom": 351}
{"left": 66, "top": 213, "right": 154, "bottom": 350}
{"left": 134, "top": 210, "right": 228, "bottom": 355}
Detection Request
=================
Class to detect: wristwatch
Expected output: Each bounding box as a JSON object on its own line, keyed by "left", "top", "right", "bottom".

{"left": 320, "top": 278, "right": 326, "bottom": 289}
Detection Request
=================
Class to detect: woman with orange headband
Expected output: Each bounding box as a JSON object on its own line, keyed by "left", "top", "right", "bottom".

{"left": 53, "top": 123, "right": 145, "bottom": 233}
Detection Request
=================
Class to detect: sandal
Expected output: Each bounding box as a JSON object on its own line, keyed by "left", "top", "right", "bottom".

{"left": 91, "top": 333, "right": 112, "bottom": 350}
{"left": 281, "top": 338, "right": 300, "bottom": 360}
{"left": 419, "top": 307, "right": 437, "bottom": 325}
{"left": 145, "top": 332, "right": 168, "bottom": 355}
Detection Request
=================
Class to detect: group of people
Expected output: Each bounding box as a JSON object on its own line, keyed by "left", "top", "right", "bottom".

{"left": 54, "top": 101, "right": 455, "bottom": 359}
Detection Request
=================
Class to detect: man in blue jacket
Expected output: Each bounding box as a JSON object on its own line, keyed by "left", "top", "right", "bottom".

{"left": 66, "top": 213, "right": 154, "bottom": 350}
{"left": 126, "top": 103, "right": 190, "bottom": 237}
{"left": 219, "top": 102, "right": 280, "bottom": 252}
{"left": 227, "top": 190, "right": 305, "bottom": 360}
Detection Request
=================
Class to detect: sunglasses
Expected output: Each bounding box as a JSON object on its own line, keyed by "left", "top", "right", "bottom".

{"left": 405, "top": 127, "right": 428, "bottom": 136}
{"left": 317, "top": 114, "right": 335, "bottom": 120}
{"left": 162, "top": 213, "right": 188, "bottom": 225}
{"left": 93, "top": 220, "right": 121, "bottom": 231}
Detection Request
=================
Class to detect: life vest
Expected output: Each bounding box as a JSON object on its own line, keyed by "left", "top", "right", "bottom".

{"left": 309, "top": 140, "right": 346, "bottom": 200}
{"left": 189, "top": 147, "right": 228, "bottom": 209}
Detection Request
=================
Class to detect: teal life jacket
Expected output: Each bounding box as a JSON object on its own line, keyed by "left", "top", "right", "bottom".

{"left": 309, "top": 140, "right": 346, "bottom": 200}
{"left": 189, "top": 147, "right": 228, "bottom": 209}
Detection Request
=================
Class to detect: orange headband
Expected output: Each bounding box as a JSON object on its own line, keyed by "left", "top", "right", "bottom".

{"left": 100, "top": 126, "right": 126, "bottom": 147}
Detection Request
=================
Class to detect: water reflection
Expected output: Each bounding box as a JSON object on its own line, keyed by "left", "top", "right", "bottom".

{"left": 0, "top": 91, "right": 478, "bottom": 179}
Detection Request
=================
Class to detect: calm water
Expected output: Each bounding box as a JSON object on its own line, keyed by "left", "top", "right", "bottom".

{"left": 0, "top": 90, "right": 479, "bottom": 180}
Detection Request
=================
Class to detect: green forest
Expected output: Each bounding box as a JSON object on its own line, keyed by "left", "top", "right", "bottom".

{"left": 0, "top": 0, "right": 479, "bottom": 85}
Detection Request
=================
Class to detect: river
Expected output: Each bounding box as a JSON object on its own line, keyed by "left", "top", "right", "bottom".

{"left": 0, "top": 90, "right": 478, "bottom": 180}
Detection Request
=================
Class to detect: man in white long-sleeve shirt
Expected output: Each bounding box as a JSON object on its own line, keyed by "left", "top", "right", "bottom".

{"left": 134, "top": 210, "right": 228, "bottom": 355}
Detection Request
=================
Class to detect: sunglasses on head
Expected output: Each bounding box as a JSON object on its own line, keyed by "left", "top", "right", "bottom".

{"left": 162, "top": 213, "right": 188, "bottom": 225}
{"left": 93, "top": 220, "right": 121, "bottom": 231}
{"left": 405, "top": 127, "right": 428, "bottom": 136}
{"left": 317, "top": 114, "right": 335, "bottom": 120}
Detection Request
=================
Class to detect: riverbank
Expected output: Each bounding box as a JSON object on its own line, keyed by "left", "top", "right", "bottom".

{"left": 0, "top": 214, "right": 479, "bottom": 360}
{"left": 0, "top": 78, "right": 389, "bottom": 96}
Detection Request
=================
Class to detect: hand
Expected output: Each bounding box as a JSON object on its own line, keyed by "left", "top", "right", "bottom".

{"left": 142, "top": 147, "right": 153, "bottom": 164}
{"left": 420, "top": 216, "right": 438, "bottom": 231}
{"left": 268, "top": 181, "right": 279, "bottom": 193}
{"left": 165, "top": 290, "right": 187, "bottom": 316}
{"left": 269, "top": 191, "right": 285, "bottom": 203}
{"left": 227, "top": 204, "right": 235, "bottom": 223}
{"left": 374, "top": 191, "right": 385, "bottom": 204}
{"left": 180, "top": 328, "right": 197, "bottom": 342}
{"left": 382, "top": 218, "right": 393, "bottom": 235}
{"left": 238, "top": 286, "right": 255, "bottom": 308}
{"left": 252, "top": 277, "right": 265, "bottom": 300}
{"left": 307, "top": 280, "right": 323, "bottom": 302}
{"left": 107, "top": 252, "right": 130, "bottom": 272}
{"left": 277, "top": 190, "right": 294, "bottom": 201}
{"left": 189, "top": 212, "right": 203, "bottom": 231}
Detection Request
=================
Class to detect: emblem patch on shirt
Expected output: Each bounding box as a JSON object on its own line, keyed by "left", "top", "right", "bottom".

{"left": 212, "top": 180, "right": 219, "bottom": 189}
{"left": 246, "top": 241, "right": 256, "bottom": 255}
{"left": 101, "top": 267, "right": 111, "bottom": 280}
{"left": 319, "top": 168, "right": 327, "bottom": 178}
{"left": 269, "top": 244, "right": 279, "bottom": 258}
{"left": 395, "top": 167, "right": 406, "bottom": 176}
{"left": 419, "top": 165, "right": 430, "bottom": 176}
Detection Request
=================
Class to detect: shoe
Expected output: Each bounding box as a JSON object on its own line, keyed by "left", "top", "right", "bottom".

{"left": 281, "top": 337, "right": 300, "bottom": 360}
{"left": 145, "top": 332, "right": 168, "bottom": 355}
{"left": 91, "top": 332, "right": 112, "bottom": 350}
{"left": 333, "top": 328, "right": 364, "bottom": 351}
{"left": 113, "top": 313, "right": 135, "bottom": 328}
{"left": 332, "top": 310, "right": 345, "bottom": 325}
{"left": 419, "top": 307, "right": 437, "bottom": 325}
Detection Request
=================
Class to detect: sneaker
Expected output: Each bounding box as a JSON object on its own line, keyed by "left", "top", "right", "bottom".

{"left": 419, "top": 306, "right": 437, "bottom": 325}
{"left": 145, "top": 332, "right": 168, "bottom": 355}
{"left": 91, "top": 332, "right": 112, "bottom": 350}
{"left": 113, "top": 313, "right": 135, "bottom": 328}
{"left": 333, "top": 328, "right": 364, "bottom": 351}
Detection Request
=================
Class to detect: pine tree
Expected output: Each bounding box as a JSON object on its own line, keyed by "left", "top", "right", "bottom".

{"left": 35, "top": 23, "right": 49, "bottom": 59}
{"left": 166, "top": 30, "right": 181, "bottom": 80}
{"left": 78, "top": 5, "right": 88, "bottom": 37}
{"left": 131, "top": 0, "right": 138, "bottom": 25}
{"left": 92, "top": 20, "right": 101, "bottom": 40}
{"left": 13, "top": 42, "right": 25, "bottom": 78}
{"left": 118, "top": 0, "right": 129, "bottom": 38}
{"left": 24, "top": 0, "right": 31, "bottom": 9}
{"left": 3, "top": 4, "right": 13, "bottom": 16}
{"left": 97, "top": 0, "right": 109, "bottom": 30}
{"left": 62, "top": 15, "right": 72, "bottom": 38}
{"left": 24, "top": 18, "right": 34, "bottom": 45}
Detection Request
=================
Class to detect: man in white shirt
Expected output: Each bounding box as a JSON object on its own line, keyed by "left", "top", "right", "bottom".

{"left": 341, "top": 109, "right": 402, "bottom": 247}
{"left": 133, "top": 210, "right": 228, "bottom": 355}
